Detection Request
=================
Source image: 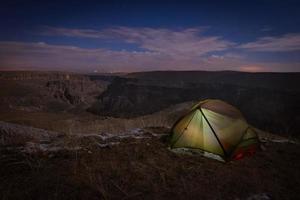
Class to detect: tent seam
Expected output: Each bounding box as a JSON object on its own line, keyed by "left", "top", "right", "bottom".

{"left": 171, "top": 110, "right": 197, "bottom": 147}
{"left": 200, "top": 108, "right": 228, "bottom": 158}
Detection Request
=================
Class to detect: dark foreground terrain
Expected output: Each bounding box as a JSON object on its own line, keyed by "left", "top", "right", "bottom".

{"left": 0, "top": 71, "right": 299, "bottom": 200}
{"left": 1, "top": 126, "right": 299, "bottom": 200}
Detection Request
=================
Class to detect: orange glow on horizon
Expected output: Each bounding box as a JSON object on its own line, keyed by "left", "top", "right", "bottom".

{"left": 239, "top": 66, "right": 265, "bottom": 72}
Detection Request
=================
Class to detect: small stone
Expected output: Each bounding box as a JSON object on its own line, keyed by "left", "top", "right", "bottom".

{"left": 48, "top": 153, "right": 54, "bottom": 158}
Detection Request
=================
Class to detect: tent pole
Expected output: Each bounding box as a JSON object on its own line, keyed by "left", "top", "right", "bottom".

{"left": 200, "top": 108, "right": 228, "bottom": 158}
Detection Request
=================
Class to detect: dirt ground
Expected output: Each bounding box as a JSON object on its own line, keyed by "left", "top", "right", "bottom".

{"left": 1, "top": 129, "right": 299, "bottom": 200}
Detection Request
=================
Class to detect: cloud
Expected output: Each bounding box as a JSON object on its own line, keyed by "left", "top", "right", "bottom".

{"left": 239, "top": 33, "right": 300, "bottom": 52}
{"left": 1, "top": 40, "right": 299, "bottom": 72}
{"left": 106, "top": 27, "right": 234, "bottom": 57}
{"left": 210, "top": 54, "right": 224, "bottom": 59}
{"left": 1, "top": 26, "right": 300, "bottom": 72}
{"left": 0, "top": 40, "right": 237, "bottom": 72}
{"left": 40, "top": 26, "right": 106, "bottom": 38}
{"left": 260, "top": 26, "right": 272, "bottom": 32}
{"left": 0, "top": 41, "right": 163, "bottom": 72}
{"left": 40, "top": 26, "right": 235, "bottom": 57}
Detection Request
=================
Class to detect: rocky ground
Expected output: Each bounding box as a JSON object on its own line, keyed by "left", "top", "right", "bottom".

{"left": 0, "top": 122, "right": 299, "bottom": 200}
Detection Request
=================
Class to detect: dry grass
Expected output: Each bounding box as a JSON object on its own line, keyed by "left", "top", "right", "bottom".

{"left": 1, "top": 131, "right": 299, "bottom": 200}
{"left": 0, "top": 101, "right": 192, "bottom": 136}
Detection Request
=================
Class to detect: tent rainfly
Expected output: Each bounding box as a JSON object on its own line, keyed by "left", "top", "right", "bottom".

{"left": 169, "top": 99, "right": 259, "bottom": 162}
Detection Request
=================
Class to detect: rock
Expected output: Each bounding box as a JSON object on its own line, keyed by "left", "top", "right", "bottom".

{"left": 246, "top": 193, "right": 271, "bottom": 200}
{"left": 0, "top": 121, "right": 61, "bottom": 146}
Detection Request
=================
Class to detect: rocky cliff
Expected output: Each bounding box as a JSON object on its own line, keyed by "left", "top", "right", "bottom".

{"left": 0, "top": 71, "right": 109, "bottom": 112}
{"left": 88, "top": 74, "right": 300, "bottom": 137}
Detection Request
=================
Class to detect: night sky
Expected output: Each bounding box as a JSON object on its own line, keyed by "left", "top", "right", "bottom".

{"left": 0, "top": 0, "right": 299, "bottom": 72}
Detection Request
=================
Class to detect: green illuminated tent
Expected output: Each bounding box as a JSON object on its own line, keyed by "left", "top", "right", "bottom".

{"left": 169, "top": 99, "right": 259, "bottom": 162}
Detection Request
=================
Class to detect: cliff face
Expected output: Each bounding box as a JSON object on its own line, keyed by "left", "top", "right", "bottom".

{"left": 88, "top": 76, "right": 300, "bottom": 137}
{"left": 0, "top": 71, "right": 108, "bottom": 112}
{"left": 45, "top": 79, "right": 108, "bottom": 106}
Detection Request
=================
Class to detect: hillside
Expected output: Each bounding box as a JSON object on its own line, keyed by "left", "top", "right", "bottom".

{"left": 89, "top": 71, "right": 300, "bottom": 137}
{"left": 126, "top": 71, "right": 300, "bottom": 91}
